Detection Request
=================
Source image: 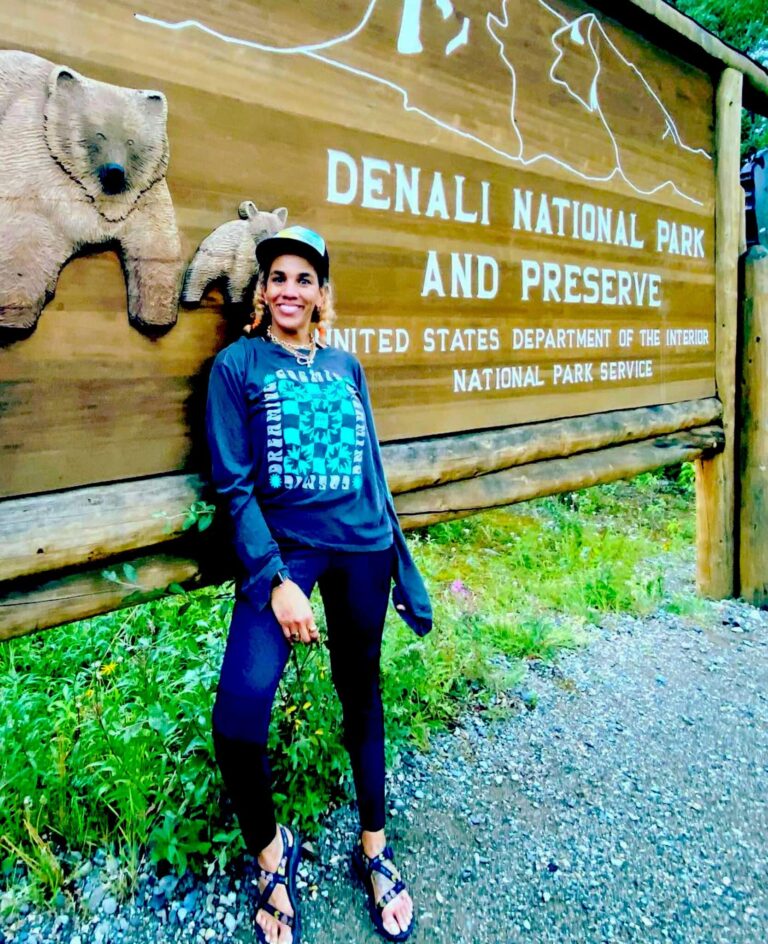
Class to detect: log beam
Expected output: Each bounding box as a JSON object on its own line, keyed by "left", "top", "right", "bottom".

{"left": 0, "top": 474, "right": 205, "bottom": 583}
{"left": 384, "top": 398, "right": 722, "bottom": 493}
{"left": 695, "top": 68, "right": 743, "bottom": 599}
{"left": 0, "top": 551, "right": 201, "bottom": 642}
{"left": 396, "top": 427, "right": 724, "bottom": 529}
{"left": 1, "top": 425, "right": 724, "bottom": 641}
{"left": 738, "top": 245, "right": 768, "bottom": 605}
{"left": 0, "top": 398, "right": 722, "bottom": 583}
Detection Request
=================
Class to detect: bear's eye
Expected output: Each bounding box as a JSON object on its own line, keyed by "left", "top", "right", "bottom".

{"left": 127, "top": 138, "right": 135, "bottom": 146}
{"left": 96, "top": 132, "right": 106, "bottom": 141}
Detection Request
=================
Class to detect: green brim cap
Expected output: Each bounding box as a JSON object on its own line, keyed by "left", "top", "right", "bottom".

{"left": 256, "top": 225, "right": 330, "bottom": 281}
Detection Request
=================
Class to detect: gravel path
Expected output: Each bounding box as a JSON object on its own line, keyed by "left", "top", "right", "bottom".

{"left": 3, "top": 565, "right": 767, "bottom": 944}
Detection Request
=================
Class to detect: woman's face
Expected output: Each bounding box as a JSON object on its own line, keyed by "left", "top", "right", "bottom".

{"left": 262, "top": 253, "right": 325, "bottom": 343}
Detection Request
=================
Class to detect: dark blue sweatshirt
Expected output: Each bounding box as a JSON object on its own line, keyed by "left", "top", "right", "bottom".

{"left": 205, "top": 335, "right": 432, "bottom": 635}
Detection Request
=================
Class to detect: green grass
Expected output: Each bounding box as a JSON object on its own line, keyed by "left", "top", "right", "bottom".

{"left": 0, "top": 468, "right": 696, "bottom": 910}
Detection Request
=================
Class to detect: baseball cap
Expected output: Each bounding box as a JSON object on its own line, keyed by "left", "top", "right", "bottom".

{"left": 256, "top": 225, "right": 330, "bottom": 282}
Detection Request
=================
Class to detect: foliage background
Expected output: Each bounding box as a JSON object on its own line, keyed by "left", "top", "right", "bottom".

{"left": 669, "top": 0, "right": 768, "bottom": 155}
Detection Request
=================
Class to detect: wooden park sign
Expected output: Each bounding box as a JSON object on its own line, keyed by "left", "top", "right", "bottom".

{"left": 1, "top": 0, "right": 768, "bottom": 637}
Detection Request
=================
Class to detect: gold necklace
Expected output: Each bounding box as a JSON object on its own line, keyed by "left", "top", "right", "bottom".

{"left": 266, "top": 326, "right": 317, "bottom": 367}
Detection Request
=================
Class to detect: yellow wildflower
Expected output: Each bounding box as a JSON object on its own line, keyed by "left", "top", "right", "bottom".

{"left": 99, "top": 662, "right": 117, "bottom": 676}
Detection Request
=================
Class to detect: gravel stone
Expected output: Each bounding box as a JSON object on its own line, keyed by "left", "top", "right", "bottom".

{"left": 101, "top": 896, "right": 117, "bottom": 917}
{"left": 86, "top": 885, "right": 107, "bottom": 914}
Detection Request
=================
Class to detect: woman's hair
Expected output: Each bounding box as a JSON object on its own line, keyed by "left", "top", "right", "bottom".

{"left": 246, "top": 260, "right": 336, "bottom": 342}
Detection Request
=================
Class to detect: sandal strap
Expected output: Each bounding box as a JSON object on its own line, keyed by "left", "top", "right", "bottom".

{"left": 360, "top": 844, "right": 408, "bottom": 911}
{"left": 258, "top": 866, "right": 288, "bottom": 886}
{"left": 363, "top": 845, "right": 401, "bottom": 882}
{"left": 376, "top": 879, "right": 406, "bottom": 911}
{"left": 256, "top": 827, "right": 293, "bottom": 910}
{"left": 260, "top": 901, "right": 295, "bottom": 929}
{"left": 256, "top": 867, "right": 287, "bottom": 911}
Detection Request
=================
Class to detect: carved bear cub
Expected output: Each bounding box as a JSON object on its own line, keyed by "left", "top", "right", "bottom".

{"left": 0, "top": 50, "right": 182, "bottom": 333}
{"left": 182, "top": 202, "right": 288, "bottom": 307}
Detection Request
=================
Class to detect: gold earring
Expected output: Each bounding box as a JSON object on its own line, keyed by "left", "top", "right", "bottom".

{"left": 244, "top": 295, "right": 268, "bottom": 334}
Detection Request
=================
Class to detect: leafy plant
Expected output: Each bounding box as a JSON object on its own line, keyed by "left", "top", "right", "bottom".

{"left": 153, "top": 500, "right": 216, "bottom": 535}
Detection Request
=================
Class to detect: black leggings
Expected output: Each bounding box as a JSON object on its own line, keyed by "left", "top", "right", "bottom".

{"left": 212, "top": 544, "right": 395, "bottom": 854}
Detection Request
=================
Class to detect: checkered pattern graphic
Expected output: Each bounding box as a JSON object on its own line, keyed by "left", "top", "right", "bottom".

{"left": 268, "top": 371, "right": 364, "bottom": 490}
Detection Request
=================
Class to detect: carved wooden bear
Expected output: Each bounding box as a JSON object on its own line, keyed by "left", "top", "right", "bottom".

{"left": 0, "top": 51, "right": 182, "bottom": 333}
{"left": 181, "top": 202, "right": 288, "bottom": 307}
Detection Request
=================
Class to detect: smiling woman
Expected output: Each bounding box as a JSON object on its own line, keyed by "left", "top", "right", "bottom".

{"left": 204, "top": 225, "right": 431, "bottom": 944}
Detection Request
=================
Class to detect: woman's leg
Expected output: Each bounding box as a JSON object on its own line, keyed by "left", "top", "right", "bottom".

{"left": 318, "top": 546, "right": 414, "bottom": 936}
{"left": 318, "top": 546, "right": 393, "bottom": 831}
{"left": 212, "top": 551, "right": 325, "bottom": 943}
{"left": 212, "top": 592, "right": 293, "bottom": 854}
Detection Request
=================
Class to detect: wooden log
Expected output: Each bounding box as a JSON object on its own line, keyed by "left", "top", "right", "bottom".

{"left": 738, "top": 245, "right": 768, "bottom": 605}
{"left": 384, "top": 398, "right": 722, "bottom": 493}
{"left": 395, "top": 427, "right": 725, "bottom": 529}
{"left": 0, "top": 551, "right": 201, "bottom": 642}
{"left": 1, "top": 425, "right": 725, "bottom": 641}
{"left": 0, "top": 399, "right": 723, "bottom": 583}
{"left": 0, "top": 474, "right": 206, "bottom": 582}
{"left": 695, "top": 68, "right": 743, "bottom": 599}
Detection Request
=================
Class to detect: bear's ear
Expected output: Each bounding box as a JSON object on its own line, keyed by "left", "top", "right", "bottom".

{"left": 139, "top": 90, "right": 167, "bottom": 118}
{"left": 48, "top": 65, "right": 84, "bottom": 100}
{"left": 273, "top": 207, "right": 288, "bottom": 226}
{"left": 239, "top": 201, "right": 258, "bottom": 220}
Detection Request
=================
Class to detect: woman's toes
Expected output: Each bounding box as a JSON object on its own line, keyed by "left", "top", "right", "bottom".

{"left": 394, "top": 895, "right": 413, "bottom": 930}
{"left": 277, "top": 922, "right": 293, "bottom": 944}
{"left": 380, "top": 902, "right": 398, "bottom": 934}
{"left": 257, "top": 913, "right": 279, "bottom": 944}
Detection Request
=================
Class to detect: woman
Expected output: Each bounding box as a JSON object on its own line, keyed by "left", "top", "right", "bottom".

{"left": 205, "top": 225, "right": 432, "bottom": 944}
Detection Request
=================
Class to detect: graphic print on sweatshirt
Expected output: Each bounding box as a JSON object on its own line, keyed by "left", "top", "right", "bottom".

{"left": 263, "top": 367, "right": 366, "bottom": 491}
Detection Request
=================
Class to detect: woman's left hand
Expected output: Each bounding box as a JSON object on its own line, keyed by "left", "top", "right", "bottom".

{"left": 270, "top": 579, "right": 319, "bottom": 645}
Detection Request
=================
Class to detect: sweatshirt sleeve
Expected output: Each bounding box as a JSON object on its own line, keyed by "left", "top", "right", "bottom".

{"left": 205, "top": 349, "right": 285, "bottom": 609}
{"left": 354, "top": 360, "right": 433, "bottom": 636}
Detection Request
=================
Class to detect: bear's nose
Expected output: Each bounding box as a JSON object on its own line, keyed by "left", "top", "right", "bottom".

{"left": 98, "top": 163, "right": 127, "bottom": 195}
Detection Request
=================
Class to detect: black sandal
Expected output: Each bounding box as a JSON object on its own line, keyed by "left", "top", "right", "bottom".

{"left": 352, "top": 841, "right": 414, "bottom": 942}
{"left": 254, "top": 825, "right": 302, "bottom": 944}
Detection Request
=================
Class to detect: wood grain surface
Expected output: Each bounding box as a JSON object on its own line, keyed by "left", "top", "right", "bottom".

{"left": 394, "top": 425, "right": 725, "bottom": 526}
{"left": 738, "top": 246, "right": 768, "bottom": 605}
{"left": 0, "top": 0, "right": 719, "bottom": 502}
{"left": 0, "top": 423, "right": 724, "bottom": 641}
{"left": 0, "top": 396, "right": 721, "bottom": 583}
{"left": 695, "top": 67, "right": 742, "bottom": 599}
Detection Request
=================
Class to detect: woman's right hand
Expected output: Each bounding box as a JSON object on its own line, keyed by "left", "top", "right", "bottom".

{"left": 270, "top": 580, "right": 319, "bottom": 645}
